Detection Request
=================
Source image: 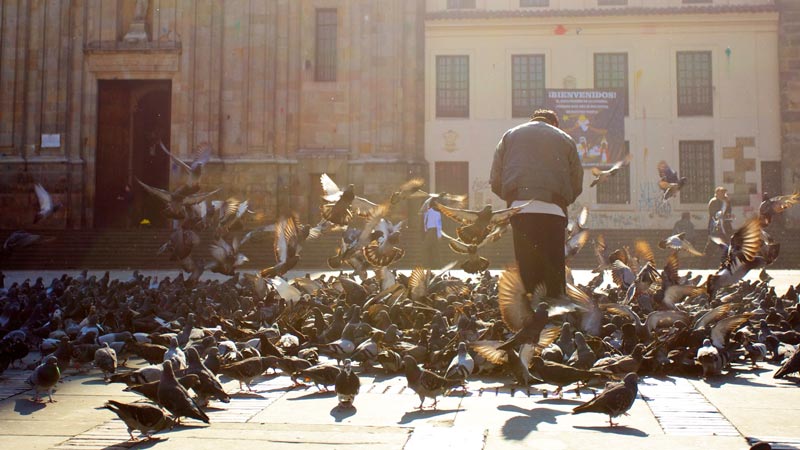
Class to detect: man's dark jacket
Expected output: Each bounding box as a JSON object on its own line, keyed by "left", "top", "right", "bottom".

{"left": 490, "top": 120, "right": 584, "bottom": 213}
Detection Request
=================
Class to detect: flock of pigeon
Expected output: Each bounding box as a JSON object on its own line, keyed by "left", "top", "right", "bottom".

{"left": 2, "top": 144, "right": 800, "bottom": 442}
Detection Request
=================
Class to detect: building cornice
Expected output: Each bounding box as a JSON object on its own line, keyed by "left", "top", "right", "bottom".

{"left": 426, "top": 5, "right": 778, "bottom": 21}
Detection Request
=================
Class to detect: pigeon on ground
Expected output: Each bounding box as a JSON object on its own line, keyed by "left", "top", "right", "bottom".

{"left": 164, "top": 337, "right": 186, "bottom": 370}
{"left": 445, "top": 342, "right": 475, "bottom": 386}
{"left": 774, "top": 348, "right": 800, "bottom": 379}
{"left": 157, "top": 360, "right": 210, "bottom": 424}
{"left": 696, "top": 338, "right": 722, "bottom": 379}
{"left": 295, "top": 363, "right": 341, "bottom": 392}
{"left": 126, "top": 374, "right": 200, "bottom": 404}
{"left": 335, "top": 359, "right": 360, "bottom": 409}
{"left": 403, "top": 355, "right": 462, "bottom": 410}
{"left": 572, "top": 372, "right": 639, "bottom": 427}
{"left": 94, "top": 342, "right": 117, "bottom": 381}
{"left": 184, "top": 347, "right": 230, "bottom": 406}
{"left": 104, "top": 400, "right": 176, "bottom": 441}
{"left": 27, "top": 355, "right": 60, "bottom": 402}
{"left": 218, "top": 356, "right": 277, "bottom": 391}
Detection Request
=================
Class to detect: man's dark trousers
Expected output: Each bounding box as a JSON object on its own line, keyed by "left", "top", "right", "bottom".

{"left": 510, "top": 213, "right": 567, "bottom": 297}
{"left": 424, "top": 228, "right": 440, "bottom": 267}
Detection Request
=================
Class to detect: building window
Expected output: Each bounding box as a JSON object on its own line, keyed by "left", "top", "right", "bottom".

{"left": 520, "top": 0, "right": 549, "bottom": 6}
{"left": 512, "top": 55, "right": 546, "bottom": 118}
{"left": 436, "top": 55, "right": 469, "bottom": 118}
{"left": 679, "top": 141, "right": 714, "bottom": 204}
{"left": 447, "top": 0, "right": 476, "bottom": 9}
{"left": 598, "top": 0, "right": 627, "bottom": 5}
{"left": 315, "top": 9, "right": 337, "bottom": 82}
{"left": 594, "top": 53, "right": 628, "bottom": 116}
{"left": 596, "top": 142, "right": 630, "bottom": 204}
{"left": 677, "top": 51, "right": 712, "bottom": 116}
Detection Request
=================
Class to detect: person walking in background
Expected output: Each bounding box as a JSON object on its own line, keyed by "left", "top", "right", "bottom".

{"left": 705, "top": 186, "right": 732, "bottom": 252}
{"left": 489, "top": 109, "right": 584, "bottom": 296}
{"left": 423, "top": 204, "right": 442, "bottom": 267}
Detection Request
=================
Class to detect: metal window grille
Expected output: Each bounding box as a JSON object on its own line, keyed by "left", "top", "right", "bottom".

{"left": 512, "top": 55, "right": 546, "bottom": 118}
{"left": 436, "top": 56, "right": 469, "bottom": 118}
{"left": 315, "top": 9, "right": 337, "bottom": 82}
{"left": 447, "top": 0, "right": 476, "bottom": 8}
{"left": 520, "top": 0, "right": 549, "bottom": 6}
{"left": 679, "top": 141, "right": 714, "bottom": 204}
{"left": 594, "top": 53, "right": 629, "bottom": 116}
{"left": 598, "top": 0, "right": 627, "bottom": 5}
{"left": 677, "top": 51, "right": 713, "bottom": 116}
{"left": 596, "top": 141, "right": 631, "bottom": 204}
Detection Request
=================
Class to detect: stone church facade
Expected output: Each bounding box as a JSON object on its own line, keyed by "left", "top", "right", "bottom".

{"left": 0, "top": 0, "right": 426, "bottom": 229}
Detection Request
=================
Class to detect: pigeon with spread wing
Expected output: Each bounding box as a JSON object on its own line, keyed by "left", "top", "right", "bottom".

{"left": 590, "top": 153, "right": 632, "bottom": 188}
{"left": 435, "top": 203, "right": 526, "bottom": 245}
{"left": 657, "top": 160, "right": 686, "bottom": 201}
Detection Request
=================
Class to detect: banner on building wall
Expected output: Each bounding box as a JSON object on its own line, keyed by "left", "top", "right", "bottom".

{"left": 545, "top": 89, "right": 625, "bottom": 167}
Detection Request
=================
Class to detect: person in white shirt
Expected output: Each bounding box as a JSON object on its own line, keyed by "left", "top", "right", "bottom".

{"left": 423, "top": 204, "right": 442, "bottom": 267}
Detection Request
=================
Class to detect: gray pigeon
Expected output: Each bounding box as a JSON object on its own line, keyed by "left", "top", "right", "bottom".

{"left": 164, "top": 337, "right": 186, "bottom": 370}
{"left": 185, "top": 347, "right": 230, "bottom": 406}
{"left": 444, "top": 342, "right": 474, "bottom": 387}
{"left": 94, "top": 342, "right": 117, "bottom": 381}
{"left": 157, "top": 360, "right": 210, "bottom": 424}
{"left": 27, "top": 355, "right": 61, "bottom": 402}
{"left": 567, "top": 332, "right": 597, "bottom": 370}
{"left": 334, "top": 359, "right": 360, "bottom": 409}
{"left": 104, "top": 400, "right": 175, "bottom": 441}
{"left": 572, "top": 372, "right": 639, "bottom": 427}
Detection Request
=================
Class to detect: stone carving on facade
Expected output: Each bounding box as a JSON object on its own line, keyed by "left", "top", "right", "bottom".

{"left": 123, "top": 0, "right": 149, "bottom": 43}
{"left": 443, "top": 129, "right": 458, "bottom": 153}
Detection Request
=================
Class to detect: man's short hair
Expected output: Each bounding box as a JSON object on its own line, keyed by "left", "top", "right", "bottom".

{"left": 531, "top": 109, "right": 559, "bottom": 127}
{"left": 715, "top": 186, "right": 727, "bottom": 194}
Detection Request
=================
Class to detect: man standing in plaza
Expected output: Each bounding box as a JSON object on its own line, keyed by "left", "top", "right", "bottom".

{"left": 706, "top": 186, "right": 732, "bottom": 252}
{"left": 489, "top": 109, "right": 584, "bottom": 296}
{"left": 423, "top": 203, "right": 442, "bottom": 267}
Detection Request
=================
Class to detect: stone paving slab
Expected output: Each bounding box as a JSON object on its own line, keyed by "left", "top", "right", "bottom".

{"left": 0, "top": 360, "right": 798, "bottom": 450}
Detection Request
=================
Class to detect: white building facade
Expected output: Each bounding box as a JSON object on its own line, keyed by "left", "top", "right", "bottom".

{"left": 425, "top": 0, "right": 781, "bottom": 229}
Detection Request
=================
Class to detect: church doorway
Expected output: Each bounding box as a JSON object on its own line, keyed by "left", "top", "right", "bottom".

{"left": 94, "top": 80, "right": 171, "bottom": 228}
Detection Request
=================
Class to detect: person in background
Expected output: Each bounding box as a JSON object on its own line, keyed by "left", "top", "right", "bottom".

{"left": 423, "top": 204, "right": 442, "bottom": 267}
{"left": 489, "top": 108, "right": 584, "bottom": 296}
{"left": 708, "top": 186, "right": 732, "bottom": 236}
{"left": 705, "top": 186, "right": 733, "bottom": 253}
{"left": 672, "top": 211, "right": 695, "bottom": 244}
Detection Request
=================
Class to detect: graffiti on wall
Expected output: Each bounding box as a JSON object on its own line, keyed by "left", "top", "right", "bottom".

{"left": 637, "top": 181, "right": 672, "bottom": 218}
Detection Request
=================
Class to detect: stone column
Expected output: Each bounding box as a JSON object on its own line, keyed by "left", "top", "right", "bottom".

{"left": 778, "top": 0, "right": 800, "bottom": 227}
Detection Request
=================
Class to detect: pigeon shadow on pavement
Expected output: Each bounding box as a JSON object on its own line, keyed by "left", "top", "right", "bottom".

{"left": 13, "top": 398, "right": 47, "bottom": 415}
{"left": 398, "top": 408, "right": 463, "bottom": 425}
{"left": 330, "top": 404, "right": 357, "bottom": 422}
{"left": 230, "top": 391, "right": 268, "bottom": 399}
{"left": 498, "top": 405, "right": 564, "bottom": 440}
{"left": 82, "top": 379, "right": 110, "bottom": 386}
{"left": 704, "top": 369, "right": 777, "bottom": 389}
{"left": 536, "top": 398, "right": 584, "bottom": 405}
{"left": 287, "top": 390, "right": 336, "bottom": 401}
{"left": 572, "top": 425, "right": 648, "bottom": 437}
{"left": 101, "top": 436, "right": 166, "bottom": 449}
